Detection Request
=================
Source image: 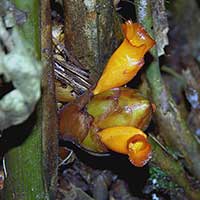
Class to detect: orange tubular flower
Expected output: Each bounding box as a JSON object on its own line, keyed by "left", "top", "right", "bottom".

{"left": 97, "top": 126, "right": 152, "bottom": 167}
{"left": 93, "top": 20, "right": 155, "bottom": 95}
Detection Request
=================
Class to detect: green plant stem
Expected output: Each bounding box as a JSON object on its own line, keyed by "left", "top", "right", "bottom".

{"left": 3, "top": 0, "right": 57, "bottom": 199}
{"left": 135, "top": 0, "right": 200, "bottom": 182}
{"left": 13, "top": 0, "right": 41, "bottom": 59}
{"left": 161, "top": 66, "right": 185, "bottom": 84}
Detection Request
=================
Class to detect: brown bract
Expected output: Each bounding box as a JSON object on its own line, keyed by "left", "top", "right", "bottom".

{"left": 59, "top": 92, "right": 93, "bottom": 143}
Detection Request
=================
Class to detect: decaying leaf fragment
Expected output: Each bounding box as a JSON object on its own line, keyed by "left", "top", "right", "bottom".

{"left": 0, "top": 21, "right": 41, "bottom": 130}
{"left": 52, "top": 21, "right": 91, "bottom": 99}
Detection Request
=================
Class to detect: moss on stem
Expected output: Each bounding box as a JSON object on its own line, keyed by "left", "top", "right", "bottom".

{"left": 150, "top": 137, "right": 200, "bottom": 200}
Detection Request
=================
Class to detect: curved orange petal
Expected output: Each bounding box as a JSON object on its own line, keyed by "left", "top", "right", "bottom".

{"left": 127, "top": 134, "right": 152, "bottom": 167}
{"left": 122, "top": 20, "right": 155, "bottom": 53}
{"left": 97, "top": 126, "right": 146, "bottom": 153}
{"left": 93, "top": 21, "right": 155, "bottom": 95}
{"left": 97, "top": 126, "right": 151, "bottom": 167}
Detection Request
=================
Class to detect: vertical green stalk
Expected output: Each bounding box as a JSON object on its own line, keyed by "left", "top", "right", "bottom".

{"left": 3, "top": 0, "right": 49, "bottom": 199}
{"left": 13, "top": 0, "right": 40, "bottom": 58}
{"left": 135, "top": 0, "right": 200, "bottom": 181}
{"left": 135, "top": 0, "right": 163, "bottom": 99}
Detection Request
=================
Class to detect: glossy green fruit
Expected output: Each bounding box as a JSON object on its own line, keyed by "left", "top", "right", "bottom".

{"left": 81, "top": 87, "right": 153, "bottom": 152}
{"left": 87, "top": 87, "right": 152, "bottom": 130}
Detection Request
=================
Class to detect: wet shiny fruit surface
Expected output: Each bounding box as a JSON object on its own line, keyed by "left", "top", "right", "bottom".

{"left": 82, "top": 87, "right": 153, "bottom": 152}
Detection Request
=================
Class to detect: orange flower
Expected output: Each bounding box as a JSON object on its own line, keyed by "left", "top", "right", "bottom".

{"left": 93, "top": 20, "right": 155, "bottom": 95}
{"left": 127, "top": 134, "right": 152, "bottom": 167}
{"left": 97, "top": 126, "right": 152, "bottom": 167}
